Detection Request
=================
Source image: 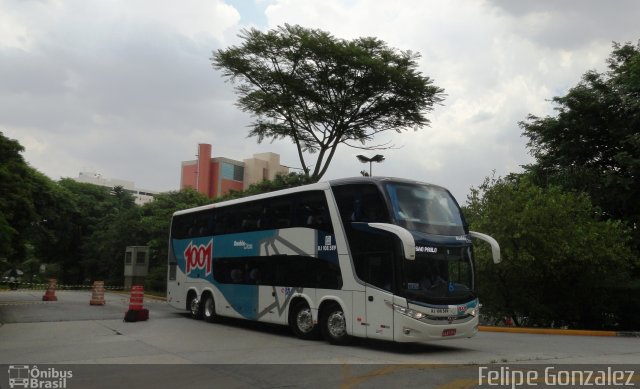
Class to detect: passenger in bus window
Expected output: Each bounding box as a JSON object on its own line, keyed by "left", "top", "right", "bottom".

{"left": 230, "top": 268, "right": 243, "bottom": 283}
{"left": 249, "top": 268, "right": 260, "bottom": 284}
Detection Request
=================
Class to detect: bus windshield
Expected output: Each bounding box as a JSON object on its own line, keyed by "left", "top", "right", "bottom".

{"left": 383, "top": 182, "right": 474, "bottom": 304}
{"left": 401, "top": 246, "right": 475, "bottom": 304}
{"left": 384, "top": 182, "right": 466, "bottom": 236}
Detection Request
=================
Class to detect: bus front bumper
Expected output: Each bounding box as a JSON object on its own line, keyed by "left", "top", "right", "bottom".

{"left": 393, "top": 313, "right": 479, "bottom": 342}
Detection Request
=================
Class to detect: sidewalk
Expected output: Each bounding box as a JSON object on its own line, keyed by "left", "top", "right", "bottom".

{"left": 479, "top": 325, "right": 640, "bottom": 337}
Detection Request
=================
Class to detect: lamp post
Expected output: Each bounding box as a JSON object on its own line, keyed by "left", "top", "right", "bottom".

{"left": 356, "top": 154, "right": 385, "bottom": 176}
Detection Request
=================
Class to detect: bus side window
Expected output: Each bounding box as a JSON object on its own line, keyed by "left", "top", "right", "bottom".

{"left": 172, "top": 211, "right": 215, "bottom": 239}
{"left": 239, "top": 202, "right": 262, "bottom": 232}
{"left": 214, "top": 209, "right": 228, "bottom": 235}
{"left": 354, "top": 253, "right": 393, "bottom": 291}
{"left": 293, "top": 192, "right": 333, "bottom": 232}
{"left": 360, "top": 187, "right": 389, "bottom": 223}
{"left": 215, "top": 207, "right": 241, "bottom": 235}
{"left": 193, "top": 210, "right": 214, "bottom": 237}
{"left": 315, "top": 260, "right": 343, "bottom": 289}
{"left": 171, "top": 214, "right": 192, "bottom": 239}
{"left": 333, "top": 185, "right": 357, "bottom": 222}
{"left": 333, "top": 184, "right": 390, "bottom": 223}
{"left": 260, "top": 197, "right": 292, "bottom": 230}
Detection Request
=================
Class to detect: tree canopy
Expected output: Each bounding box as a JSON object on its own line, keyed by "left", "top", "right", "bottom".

{"left": 213, "top": 24, "right": 444, "bottom": 180}
{"left": 215, "top": 172, "right": 314, "bottom": 202}
{"left": 0, "top": 132, "right": 31, "bottom": 260}
{"left": 0, "top": 132, "right": 58, "bottom": 264}
{"left": 465, "top": 175, "right": 637, "bottom": 329}
{"left": 521, "top": 41, "right": 640, "bottom": 232}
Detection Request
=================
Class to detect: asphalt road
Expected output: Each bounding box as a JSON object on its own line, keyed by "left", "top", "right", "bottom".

{"left": 0, "top": 290, "right": 638, "bottom": 388}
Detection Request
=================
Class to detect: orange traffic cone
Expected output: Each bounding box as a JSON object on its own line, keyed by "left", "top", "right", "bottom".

{"left": 124, "top": 285, "right": 148, "bottom": 322}
{"left": 90, "top": 281, "right": 106, "bottom": 305}
{"left": 42, "top": 278, "right": 58, "bottom": 301}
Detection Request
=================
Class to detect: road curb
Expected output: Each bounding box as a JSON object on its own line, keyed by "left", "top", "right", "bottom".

{"left": 478, "top": 325, "right": 640, "bottom": 337}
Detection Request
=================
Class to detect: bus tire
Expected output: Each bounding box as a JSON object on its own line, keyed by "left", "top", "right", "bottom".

{"left": 289, "top": 301, "right": 319, "bottom": 340}
{"left": 202, "top": 293, "right": 218, "bottom": 323}
{"left": 321, "top": 302, "right": 351, "bottom": 345}
{"left": 188, "top": 292, "right": 203, "bottom": 320}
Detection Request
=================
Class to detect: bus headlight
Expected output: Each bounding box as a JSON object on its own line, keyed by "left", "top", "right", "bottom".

{"left": 392, "top": 304, "right": 475, "bottom": 322}
{"left": 393, "top": 304, "right": 426, "bottom": 320}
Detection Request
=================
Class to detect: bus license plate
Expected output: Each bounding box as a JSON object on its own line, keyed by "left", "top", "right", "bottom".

{"left": 442, "top": 329, "right": 456, "bottom": 337}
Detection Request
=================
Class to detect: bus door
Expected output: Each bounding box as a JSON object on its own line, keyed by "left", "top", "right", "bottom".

{"left": 362, "top": 252, "right": 395, "bottom": 340}
{"left": 365, "top": 285, "right": 394, "bottom": 340}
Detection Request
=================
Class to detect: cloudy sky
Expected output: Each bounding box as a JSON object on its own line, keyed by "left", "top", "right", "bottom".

{"left": 2, "top": 0, "right": 639, "bottom": 202}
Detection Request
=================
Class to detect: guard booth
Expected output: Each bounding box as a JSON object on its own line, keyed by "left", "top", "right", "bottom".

{"left": 124, "top": 246, "right": 149, "bottom": 289}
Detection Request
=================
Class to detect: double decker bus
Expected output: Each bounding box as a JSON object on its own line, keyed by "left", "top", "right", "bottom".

{"left": 167, "top": 177, "right": 500, "bottom": 344}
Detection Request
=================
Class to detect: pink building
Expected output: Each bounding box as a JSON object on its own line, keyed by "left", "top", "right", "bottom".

{"left": 180, "top": 143, "right": 289, "bottom": 199}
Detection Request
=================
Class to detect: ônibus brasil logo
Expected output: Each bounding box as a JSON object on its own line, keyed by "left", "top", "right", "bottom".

{"left": 184, "top": 240, "right": 212, "bottom": 276}
{"left": 8, "top": 365, "right": 72, "bottom": 389}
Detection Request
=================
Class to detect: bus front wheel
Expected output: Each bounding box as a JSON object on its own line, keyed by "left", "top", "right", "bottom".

{"left": 289, "top": 301, "right": 319, "bottom": 340}
{"left": 321, "top": 303, "right": 351, "bottom": 345}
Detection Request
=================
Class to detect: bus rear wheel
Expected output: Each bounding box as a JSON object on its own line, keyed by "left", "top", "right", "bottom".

{"left": 289, "top": 301, "right": 319, "bottom": 340}
{"left": 321, "top": 303, "right": 351, "bottom": 345}
{"left": 188, "top": 292, "right": 203, "bottom": 320}
{"left": 202, "top": 294, "right": 218, "bottom": 323}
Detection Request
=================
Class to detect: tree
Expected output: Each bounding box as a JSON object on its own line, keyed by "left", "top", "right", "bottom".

{"left": 464, "top": 174, "right": 637, "bottom": 329}
{"left": 0, "top": 132, "right": 36, "bottom": 262}
{"left": 521, "top": 41, "right": 640, "bottom": 233}
{"left": 26, "top": 170, "right": 77, "bottom": 281}
{"left": 137, "top": 189, "right": 210, "bottom": 291}
{"left": 215, "top": 172, "right": 315, "bottom": 202}
{"left": 48, "top": 179, "right": 126, "bottom": 283}
{"left": 78, "top": 185, "right": 139, "bottom": 285}
{"left": 0, "top": 132, "right": 65, "bottom": 270}
{"left": 213, "top": 24, "right": 444, "bottom": 181}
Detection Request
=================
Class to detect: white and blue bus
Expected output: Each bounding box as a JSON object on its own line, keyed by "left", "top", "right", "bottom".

{"left": 167, "top": 177, "right": 500, "bottom": 344}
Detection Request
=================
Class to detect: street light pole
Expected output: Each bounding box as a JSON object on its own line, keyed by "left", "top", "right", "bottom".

{"left": 356, "top": 154, "right": 385, "bottom": 176}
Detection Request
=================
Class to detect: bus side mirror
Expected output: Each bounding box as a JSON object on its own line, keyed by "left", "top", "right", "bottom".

{"left": 469, "top": 231, "right": 501, "bottom": 264}
{"left": 367, "top": 223, "right": 416, "bottom": 260}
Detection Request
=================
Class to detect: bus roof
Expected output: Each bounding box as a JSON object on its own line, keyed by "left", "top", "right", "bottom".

{"left": 172, "top": 176, "right": 445, "bottom": 217}
{"left": 173, "top": 181, "right": 330, "bottom": 216}
{"left": 327, "top": 176, "right": 444, "bottom": 189}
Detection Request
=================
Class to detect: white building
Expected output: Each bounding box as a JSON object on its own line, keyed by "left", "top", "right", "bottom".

{"left": 74, "top": 171, "right": 157, "bottom": 206}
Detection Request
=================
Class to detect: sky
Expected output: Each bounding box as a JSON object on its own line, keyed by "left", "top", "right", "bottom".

{"left": 1, "top": 0, "right": 639, "bottom": 203}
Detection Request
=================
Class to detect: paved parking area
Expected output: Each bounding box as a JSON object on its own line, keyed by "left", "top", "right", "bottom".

{"left": 1, "top": 290, "right": 638, "bottom": 388}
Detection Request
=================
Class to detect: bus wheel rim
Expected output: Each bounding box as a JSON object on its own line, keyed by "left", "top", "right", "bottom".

{"left": 327, "top": 311, "right": 346, "bottom": 338}
{"left": 190, "top": 298, "right": 199, "bottom": 315}
{"left": 296, "top": 308, "right": 314, "bottom": 333}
